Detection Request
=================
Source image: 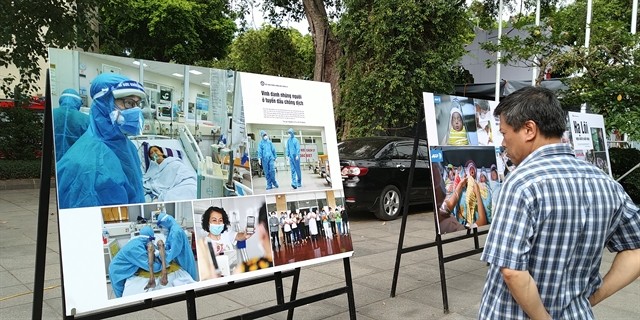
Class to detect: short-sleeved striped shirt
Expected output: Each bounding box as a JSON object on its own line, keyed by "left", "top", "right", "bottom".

{"left": 479, "top": 143, "right": 640, "bottom": 319}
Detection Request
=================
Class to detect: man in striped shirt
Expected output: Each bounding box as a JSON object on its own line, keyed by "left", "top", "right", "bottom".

{"left": 479, "top": 86, "right": 640, "bottom": 319}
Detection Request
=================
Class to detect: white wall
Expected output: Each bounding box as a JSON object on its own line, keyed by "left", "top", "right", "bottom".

{"left": 461, "top": 26, "right": 533, "bottom": 84}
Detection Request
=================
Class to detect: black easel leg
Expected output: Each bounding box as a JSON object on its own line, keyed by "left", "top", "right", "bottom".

{"left": 391, "top": 106, "right": 423, "bottom": 298}
{"left": 343, "top": 257, "right": 357, "bottom": 320}
{"left": 473, "top": 228, "right": 480, "bottom": 249}
{"left": 436, "top": 234, "right": 449, "bottom": 313}
{"left": 186, "top": 289, "right": 197, "bottom": 320}
{"left": 286, "top": 268, "right": 301, "bottom": 320}
{"left": 33, "top": 70, "right": 54, "bottom": 320}
{"left": 274, "top": 271, "right": 285, "bottom": 305}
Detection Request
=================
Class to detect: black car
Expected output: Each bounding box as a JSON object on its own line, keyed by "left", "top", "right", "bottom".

{"left": 339, "top": 136, "right": 434, "bottom": 220}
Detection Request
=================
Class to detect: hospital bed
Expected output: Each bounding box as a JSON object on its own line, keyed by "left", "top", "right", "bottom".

{"left": 130, "top": 124, "right": 253, "bottom": 200}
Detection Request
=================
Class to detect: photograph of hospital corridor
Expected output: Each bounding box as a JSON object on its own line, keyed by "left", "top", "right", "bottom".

{"left": 48, "top": 49, "right": 254, "bottom": 211}
{"left": 246, "top": 124, "right": 334, "bottom": 194}
{"left": 266, "top": 191, "right": 353, "bottom": 266}
{"left": 102, "top": 201, "right": 197, "bottom": 299}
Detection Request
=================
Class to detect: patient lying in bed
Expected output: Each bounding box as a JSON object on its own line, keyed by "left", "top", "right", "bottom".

{"left": 143, "top": 145, "right": 197, "bottom": 201}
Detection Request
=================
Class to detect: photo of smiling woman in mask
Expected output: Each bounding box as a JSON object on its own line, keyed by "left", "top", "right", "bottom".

{"left": 56, "top": 73, "right": 147, "bottom": 209}
{"left": 197, "top": 206, "right": 253, "bottom": 279}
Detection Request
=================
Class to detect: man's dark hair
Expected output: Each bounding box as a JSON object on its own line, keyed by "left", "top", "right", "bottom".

{"left": 493, "top": 86, "right": 566, "bottom": 138}
{"left": 202, "top": 206, "right": 230, "bottom": 233}
{"left": 258, "top": 202, "right": 268, "bottom": 228}
{"left": 148, "top": 145, "right": 166, "bottom": 158}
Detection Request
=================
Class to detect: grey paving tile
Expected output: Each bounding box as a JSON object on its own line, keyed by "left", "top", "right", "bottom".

{"left": 0, "top": 187, "right": 638, "bottom": 320}
{"left": 0, "top": 284, "right": 32, "bottom": 309}
{"left": 2, "top": 300, "right": 61, "bottom": 320}
{"left": 357, "top": 294, "right": 444, "bottom": 320}
{"left": 0, "top": 270, "right": 22, "bottom": 288}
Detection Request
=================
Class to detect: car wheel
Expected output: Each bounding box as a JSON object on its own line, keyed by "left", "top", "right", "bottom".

{"left": 375, "top": 185, "right": 402, "bottom": 220}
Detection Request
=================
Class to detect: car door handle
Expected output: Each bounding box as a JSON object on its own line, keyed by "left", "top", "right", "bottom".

{"left": 396, "top": 164, "right": 405, "bottom": 171}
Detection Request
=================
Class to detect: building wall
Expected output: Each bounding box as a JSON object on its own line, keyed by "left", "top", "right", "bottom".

{"left": 460, "top": 26, "right": 534, "bottom": 84}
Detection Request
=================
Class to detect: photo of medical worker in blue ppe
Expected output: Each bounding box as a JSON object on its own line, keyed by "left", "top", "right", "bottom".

{"left": 286, "top": 128, "right": 302, "bottom": 189}
{"left": 53, "top": 88, "right": 89, "bottom": 161}
{"left": 257, "top": 130, "right": 279, "bottom": 190}
{"left": 155, "top": 212, "right": 198, "bottom": 282}
{"left": 56, "top": 73, "right": 146, "bottom": 209}
{"left": 108, "top": 226, "right": 166, "bottom": 298}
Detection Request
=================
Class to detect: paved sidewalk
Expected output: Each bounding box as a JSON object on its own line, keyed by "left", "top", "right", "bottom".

{"left": 0, "top": 188, "right": 638, "bottom": 319}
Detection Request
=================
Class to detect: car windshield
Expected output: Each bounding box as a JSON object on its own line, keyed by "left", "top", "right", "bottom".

{"left": 338, "top": 138, "right": 391, "bottom": 160}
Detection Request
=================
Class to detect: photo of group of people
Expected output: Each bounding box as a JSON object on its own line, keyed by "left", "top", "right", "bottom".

{"left": 424, "top": 93, "right": 504, "bottom": 234}
{"left": 430, "top": 147, "right": 501, "bottom": 234}
{"left": 266, "top": 192, "right": 353, "bottom": 266}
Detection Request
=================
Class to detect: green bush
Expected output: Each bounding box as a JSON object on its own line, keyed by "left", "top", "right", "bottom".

{"left": 0, "top": 159, "right": 54, "bottom": 179}
{"left": 0, "top": 107, "right": 44, "bottom": 160}
{"left": 608, "top": 147, "right": 640, "bottom": 203}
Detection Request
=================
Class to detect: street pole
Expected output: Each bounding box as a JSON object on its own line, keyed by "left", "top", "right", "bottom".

{"left": 531, "top": 0, "right": 541, "bottom": 86}
{"left": 495, "top": 0, "right": 504, "bottom": 102}
{"left": 581, "top": 0, "right": 593, "bottom": 113}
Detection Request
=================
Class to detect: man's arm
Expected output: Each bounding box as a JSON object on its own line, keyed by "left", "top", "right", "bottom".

{"left": 589, "top": 248, "right": 640, "bottom": 307}
{"left": 501, "top": 268, "right": 551, "bottom": 320}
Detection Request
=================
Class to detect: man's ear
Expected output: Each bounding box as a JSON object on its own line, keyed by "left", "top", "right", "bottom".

{"left": 523, "top": 120, "right": 538, "bottom": 142}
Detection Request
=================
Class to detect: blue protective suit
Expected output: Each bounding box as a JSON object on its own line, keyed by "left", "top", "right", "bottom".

{"left": 56, "top": 73, "right": 145, "bottom": 209}
{"left": 285, "top": 129, "right": 302, "bottom": 188}
{"left": 109, "top": 226, "right": 160, "bottom": 298}
{"left": 156, "top": 213, "right": 198, "bottom": 281}
{"left": 257, "top": 130, "right": 279, "bottom": 189}
{"left": 53, "top": 89, "right": 89, "bottom": 162}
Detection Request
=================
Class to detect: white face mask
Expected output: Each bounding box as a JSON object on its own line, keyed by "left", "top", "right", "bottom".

{"left": 263, "top": 135, "right": 268, "bottom": 140}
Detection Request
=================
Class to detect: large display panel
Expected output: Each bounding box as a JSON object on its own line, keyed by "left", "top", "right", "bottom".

{"left": 424, "top": 93, "right": 614, "bottom": 235}
{"left": 423, "top": 92, "right": 502, "bottom": 234}
{"left": 49, "top": 49, "right": 352, "bottom": 316}
{"left": 566, "top": 111, "right": 612, "bottom": 176}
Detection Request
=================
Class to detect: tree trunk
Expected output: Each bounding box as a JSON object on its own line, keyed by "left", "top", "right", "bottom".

{"left": 302, "top": 0, "right": 344, "bottom": 135}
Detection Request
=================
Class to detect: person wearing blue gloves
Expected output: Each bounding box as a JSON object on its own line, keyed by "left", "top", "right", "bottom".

{"left": 108, "top": 226, "right": 166, "bottom": 298}
{"left": 257, "top": 130, "right": 279, "bottom": 190}
{"left": 53, "top": 88, "right": 89, "bottom": 161}
{"left": 56, "top": 73, "right": 146, "bottom": 209}
{"left": 156, "top": 212, "right": 198, "bottom": 282}
{"left": 285, "top": 128, "right": 302, "bottom": 189}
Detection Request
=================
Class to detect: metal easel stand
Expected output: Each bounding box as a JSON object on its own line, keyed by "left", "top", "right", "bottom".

{"left": 389, "top": 106, "right": 487, "bottom": 313}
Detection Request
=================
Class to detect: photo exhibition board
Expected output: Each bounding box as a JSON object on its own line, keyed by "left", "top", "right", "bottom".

{"left": 566, "top": 112, "right": 612, "bottom": 176}
{"left": 49, "top": 48, "right": 352, "bottom": 316}
{"left": 423, "top": 92, "right": 502, "bottom": 235}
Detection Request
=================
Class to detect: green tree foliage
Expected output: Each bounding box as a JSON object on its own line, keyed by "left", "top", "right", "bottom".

{"left": 478, "top": 0, "right": 640, "bottom": 141}
{"left": 99, "top": 0, "right": 236, "bottom": 65}
{"left": 257, "top": 0, "right": 344, "bottom": 115}
{"left": 1, "top": 0, "right": 100, "bottom": 99}
{"left": 337, "top": 0, "right": 475, "bottom": 138}
{"left": 212, "top": 26, "right": 314, "bottom": 79}
{"left": 559, "top": 35, "right": 640, "bottom": 141}
{"left": 0, "top": 107, "right": 43, "bottom": 160}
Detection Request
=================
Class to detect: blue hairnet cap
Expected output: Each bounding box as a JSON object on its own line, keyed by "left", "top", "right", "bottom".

{"left": 59, "top": 88, "right": 82, "bottom": 110}
{"left": 288, "top": 128, "right": 294, "bottom": 134}
{"left": 139, "top": 225, "right": 154, "bottom": 237}
{"left": 90, "top": 73, "right": 131, "bottom": 101}
{"left": 112, "top": 80, "right": 146, "bottom": 99}
{"left": 260, "top": 130, "right": 267, "bottom": 137}
{"left": 156, "top": 212, "right": 175, "bottom": 229}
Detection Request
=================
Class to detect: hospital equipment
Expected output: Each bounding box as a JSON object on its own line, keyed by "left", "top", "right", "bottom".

{"left": 130, "top": 124, "right": 252, "bottom": 200}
